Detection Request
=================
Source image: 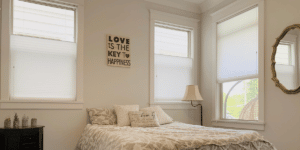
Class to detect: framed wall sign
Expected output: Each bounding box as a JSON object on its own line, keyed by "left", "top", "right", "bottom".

{"left": 107, "top": 34, "right": 131, "bottom": 67}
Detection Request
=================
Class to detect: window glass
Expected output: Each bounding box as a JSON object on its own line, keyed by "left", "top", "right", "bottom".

{"left": 222, "top": 78, "right": 258, "bottom": 120}
{"left": 154, "top": 25, "right": 193, "bottom": 101}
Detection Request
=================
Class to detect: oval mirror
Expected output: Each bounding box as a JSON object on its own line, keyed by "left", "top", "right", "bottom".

{"left": 272, "top": 24, "right": 300, "bottom": 94}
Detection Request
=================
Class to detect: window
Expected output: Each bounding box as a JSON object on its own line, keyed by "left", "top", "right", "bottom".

{"left": 0, "top": 0, "right": 83, "bottom": 109}
{"left": 211, "top": 0, "right": 264, "bottom": 130}
{"left": 218, "top": 7, "right": 259, "bottom": 120}
{"left": 10, "top": 0, "right": 77, "bottom": 101}
{"left": 276, "top": 44, "right": 293, "bottom": 65}
{"left": 150, "top": 10, "right": 199, "bottom": 109}
{"left": 154, "top": 24, "right": 193, "bottom": 101}
{"left": 222, "top": 79, "right": 258, "bottom": 120}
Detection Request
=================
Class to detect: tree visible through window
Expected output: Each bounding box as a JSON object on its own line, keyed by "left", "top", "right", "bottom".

{"left": 223, "top": 78, "right": 258, "bottom": 120}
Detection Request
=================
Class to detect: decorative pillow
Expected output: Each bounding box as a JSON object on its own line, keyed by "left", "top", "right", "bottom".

{"left": 86, "top": 108, "right": 117, "bottom": 125}
{"left": 128, "top": 111, "right": 160, "bottom": 127}
{"left": 140, "top": 106, "right": 173, "bottom": 125}
{"left": 114, "top": 105, "right": 139, "bottom": 126}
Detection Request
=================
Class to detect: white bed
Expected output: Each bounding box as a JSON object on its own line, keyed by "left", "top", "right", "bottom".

{"left": 77, "top": 122, "right": 276, "bottom": 150}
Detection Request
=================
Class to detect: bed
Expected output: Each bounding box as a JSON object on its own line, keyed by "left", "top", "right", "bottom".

{"left": 77, "top": 122, "right": 276, "bottom": 150}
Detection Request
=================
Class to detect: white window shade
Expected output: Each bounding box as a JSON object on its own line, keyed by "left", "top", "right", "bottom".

{"left": 275, "top": 44, "right": 290, "bottom": 65}
{"left": 154, "top": 26, "right": 189, "bottom": 57}
{"left": 13, "top": 0, "right": 75, "bottom": 42}
{"left": 10, "top": 35, "right": 77, "bottom": 100}
{"left": 217, "top": 7, "right": 258, "bottom": 83}
{"left": 154, "top": 54, "right": 193, "bottom": 101}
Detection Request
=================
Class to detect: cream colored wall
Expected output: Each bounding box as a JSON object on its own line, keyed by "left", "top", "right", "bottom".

{"left": 0, "top": 0, "right": 200, "bottom": 150}
{"left": 200, "top": 0, "right": 300, "bottom": 149}
{"left": 84, "top": 0, "right": 201, "bottom": 125}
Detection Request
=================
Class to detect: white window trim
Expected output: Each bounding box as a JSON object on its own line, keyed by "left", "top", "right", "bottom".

{"left": 279, "top": 34, "right": 297, "bottom": 66}
{"left": 149, "top": 9, "right": 199, "bottom": 110}
{"left": 210, "top": 0, "right": 265, "bottom": 130}
{"left": 0, "top": 0, "right": 84, "bottom": 110}
{"left": 278, "top": 40, "right": 295, "bottom": 66}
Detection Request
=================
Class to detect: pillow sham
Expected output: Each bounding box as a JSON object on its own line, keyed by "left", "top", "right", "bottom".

{"left": 128, "top": 111, "right": 160, "bottom": 127}
{"left": 86, "top": 108, "right": 117, "bottom": 125}
{"left": 114, "top": 105, "right": 139, "bottom": 126}
{"left": 140, "top": 106, "right": 173, "bottom": 125}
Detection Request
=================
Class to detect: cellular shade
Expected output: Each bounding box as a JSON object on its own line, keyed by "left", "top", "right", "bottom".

{"left": 275, "top": 44, "right": 290, "bottom": 65}
{"left": 10, "top": 35, "right": 77, "bottom": 100}
{"left": 154, "top": 26, "right": 189, "bottom": 57}
{"left": 13, "top": 0, "right": 75, "bottom": 42}
{"left": 154, "top": 54, "right": 193, "bottom": 101}
{"left": 217, "top": 7, "right": 258, "bottom": 83}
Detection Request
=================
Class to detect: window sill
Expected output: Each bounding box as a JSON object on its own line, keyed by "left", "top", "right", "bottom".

{"left": 211, "top": 120, "right": 265, "bottom": 131}
{"left": 0, "top": 100, "right": 84, "bottom": 110}
{"left": 150, "top": 101, "right": 197, "bottom": 110}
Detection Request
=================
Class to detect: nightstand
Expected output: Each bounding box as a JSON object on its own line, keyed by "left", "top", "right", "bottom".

{"left": 0, "top": 126, "right": 44, "bottom": 150}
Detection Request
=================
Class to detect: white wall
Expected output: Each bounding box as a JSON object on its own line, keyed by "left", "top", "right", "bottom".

{"left": 200, "top": 0, "right": 300, "bottom": 149}
{"left": 84, "top": 0, "right": 201, "bottom": 126}
{"left": 0, "top": 0, "right": 201, "bottom": 150}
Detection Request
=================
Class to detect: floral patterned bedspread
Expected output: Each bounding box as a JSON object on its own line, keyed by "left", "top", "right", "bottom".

{"left": 77, "top": 122, "right": 276, "bottom": 150}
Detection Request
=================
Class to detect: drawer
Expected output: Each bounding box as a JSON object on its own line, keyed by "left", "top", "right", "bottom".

{"left": 22, "top": 128, "right": 40, "bottom": 136}
{"left": 21, "top": 135, "right": 39, "bottom": 144}
{"left": 20, "top": 143, "right": 39, "bottom": 150}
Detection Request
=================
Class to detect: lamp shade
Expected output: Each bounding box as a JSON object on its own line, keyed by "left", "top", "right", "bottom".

{"left": 182, "top": 85, "right": 203, "bottom": 101}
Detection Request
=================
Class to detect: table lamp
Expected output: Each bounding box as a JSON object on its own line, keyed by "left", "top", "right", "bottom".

{"left": 182, "top": 85, "right": 204, "bottom": 125}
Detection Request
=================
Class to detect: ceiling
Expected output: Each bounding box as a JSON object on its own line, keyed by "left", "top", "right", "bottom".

{"left": 145, "top": 0, "right": 228, "bottom": 14}
{"left": 182, "top": 0, "right": 206, "bottom": 5}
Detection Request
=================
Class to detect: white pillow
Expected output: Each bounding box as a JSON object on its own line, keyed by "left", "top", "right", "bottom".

{"left": 140, "top": 106, "right": 173, "bottom": 125}
{"left": 114, "top": 105, "right": 139, "bottom": 126}
{"left": 86, "top": 108, "right": 117, "bottom": 125}
{"left": 128, "top": 111, "right": 160, "bottom": 127}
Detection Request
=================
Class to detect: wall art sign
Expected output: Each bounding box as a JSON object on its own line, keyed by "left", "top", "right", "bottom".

{"left": 107, "top": 35, "right": 131, "bottom": 67}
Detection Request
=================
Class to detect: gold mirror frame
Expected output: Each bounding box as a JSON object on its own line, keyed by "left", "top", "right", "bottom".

{"left": 271, "top": 24, "right": 300, "bottom": 94}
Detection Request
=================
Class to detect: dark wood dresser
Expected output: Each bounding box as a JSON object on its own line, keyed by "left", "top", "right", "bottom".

{"left": 0, "top": 125, "right": 44, "bottom": 150}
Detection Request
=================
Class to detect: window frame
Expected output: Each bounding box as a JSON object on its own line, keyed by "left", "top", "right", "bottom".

{"left": 149, "top": 9, "right": 199, "bottom": 110}
{"left": 210, "top": 0, "right": 265, "bottom": 130}
{"left": 0, "top": 0, "right": 84, "bottom": 110}
{"left": 276, "top": 34, "right": 298, "bottom": 66}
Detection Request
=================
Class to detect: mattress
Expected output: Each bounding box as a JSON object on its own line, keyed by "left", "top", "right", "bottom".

{"left": 77, "top": 122, "right": 276, "bottom": 150}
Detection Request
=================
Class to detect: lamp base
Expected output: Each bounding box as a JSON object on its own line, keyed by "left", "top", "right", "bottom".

{"left": 190, "top": 101, "right": 203, "bottom": 126}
